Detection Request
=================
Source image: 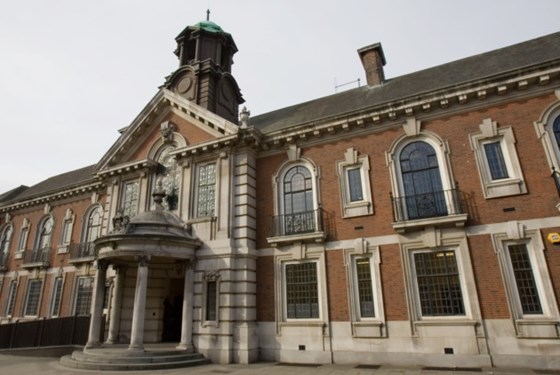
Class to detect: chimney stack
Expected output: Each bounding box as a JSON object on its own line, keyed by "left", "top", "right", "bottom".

{"left": 358, "top": 43, "right": 386, "bottom": 86}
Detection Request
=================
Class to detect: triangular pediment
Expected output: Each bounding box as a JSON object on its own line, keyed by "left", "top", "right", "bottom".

{"left": 95, "top": 89, "right": 239, "bottom": 173}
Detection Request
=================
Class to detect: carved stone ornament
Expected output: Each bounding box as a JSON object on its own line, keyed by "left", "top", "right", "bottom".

{"left": 203, "top": 270, "right": 221, "bottom": 281}
{"left": 160, "top": 121, "right": 176, "bottom": 143}
{"left": 239, "top": 106, "right": 250, "bottom": 128}
{"left": 111, "top": 209, "right": 130, "bottom": 234}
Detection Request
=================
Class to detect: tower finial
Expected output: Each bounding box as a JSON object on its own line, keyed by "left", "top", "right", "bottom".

{"left": 206, "top": 9, "right": 210, "bottom": 21}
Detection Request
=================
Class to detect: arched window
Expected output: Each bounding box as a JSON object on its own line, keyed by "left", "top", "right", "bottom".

{"left": 280, "top": 164, "right": 317, "bottom": 236}
{"left": 553, "top": 115, "right": 560, "bottom": 151}
{"left": 37, "top": 216, "right": 54, "bottom": 250}
{"left": 85, "top": 206, "right": 102, "bottom": 243}
{"left": 399, "top": 141, "right": 447, "bottom": 220}
{"left": 155, "top": 145, "right": 180, "bottom": 210}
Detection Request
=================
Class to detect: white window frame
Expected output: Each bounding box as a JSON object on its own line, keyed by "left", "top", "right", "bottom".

{"left": 35, "top": 215, "right": 54, "bottom": 251}
{"left": 337, "top": 148, "right": 373, "bottom": 218}
{"left": 345, "top": 239, "right": 385, "bottom": 337}
{"left": 23, "top": 279, "right": 43, "bottom": 317}
{"left": 275, "top": 246, "right": 328, "bottom": 328}
{"left": 15, "top": 219, "right": 30, "bottom": 259}
{"left": 533, "top": 96, "right": 560, "bottom": 173}
{"left": 58, "top": 209, "right": 75, "bottom": 254}
{"left": 469, "top": 118, "right": 526, "bottom": 198}
{"left": 73, "top": 276, "right": 94, "bottom": 316}
{"left": 194, "top": 161, "right": 217, "bottom": 218}
{"left": 399, "top": 228, "right": 481, "bottom": 337}
{"left": 492, "top": 225, "right": 560, "bottom": 338}
{"left": 49, "top": 276, "right": 64, "bottom": 317}
{"left": 4, "top": 279, "right": 18, "bottom": 317}
{"left": 201, "top": 271, "right": 221, "bottom": 327}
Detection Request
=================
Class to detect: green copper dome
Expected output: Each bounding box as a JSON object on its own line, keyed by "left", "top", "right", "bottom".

{"left": 192, "top": 20, "right": 224, "bottom": 33}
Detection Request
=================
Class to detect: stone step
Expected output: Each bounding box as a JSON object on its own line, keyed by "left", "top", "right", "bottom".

{"left": 60, "top": 350, "right": 209, "bottom": 371}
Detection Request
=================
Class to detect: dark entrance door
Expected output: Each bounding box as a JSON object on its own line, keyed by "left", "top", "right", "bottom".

{"left": 162, "top": 278, "right": 184, "bottom": 342}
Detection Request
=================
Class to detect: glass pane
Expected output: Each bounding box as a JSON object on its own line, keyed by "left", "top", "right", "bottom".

{"left": 75, "top": 277, "right": 94, "bottom": 316}
{"left": 123, "top": 181, "right": 139, "bottom": 218}
{"left": 414, "top": 251, "right": 465, "bottom": 316}
{"left": 356, "top": 258, "right": 375, "bottom": 317}
{"left": 25, "top": 280, "right": 42, "bottom": 316}
{"left": 197, "top": 163, "right": 216, "bottom": 217}
{"left": 553, "top": 115, "right": 560, "bottom": 149}
{"left": 51, "top": 277, "right": 63, "bottom": 316}
{"left": 347, "top": 168, "right": 364, "bottom": 202}
{"left": 286, "top": 262, "right": 319, "bottom": 319}
{"left": 206, "top": 281, "right": 217, "bottom": 321}
{"left": 484, "top": 141, "right": 509, "bottom": 180}
{"left": 508, "top": 244, "right": 542, "bottom": 314}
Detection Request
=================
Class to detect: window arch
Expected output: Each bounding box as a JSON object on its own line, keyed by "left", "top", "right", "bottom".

{"left": 388, "top": 131, "right": 464, "bottom": 227}
{"left": 84, "top": 206, "right": 103, "bottom": 243}
{"left": 269, "top": 160, "right": 323, "bottom": 241}
{"left": 36, "top": 216, "right": 54, "bottom": 250}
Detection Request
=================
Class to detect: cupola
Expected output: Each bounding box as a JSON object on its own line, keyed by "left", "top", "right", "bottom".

{"left": 163, "top": 13, "right": 244, "bottom": 124}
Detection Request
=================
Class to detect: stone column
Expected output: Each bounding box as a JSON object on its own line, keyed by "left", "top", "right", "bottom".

{"left": 85, "top": 260, "right": 108, "bottom": 349}
{"left": 177, "top": 260, "right": 195, "bottom": 351}
{"left": 128, "top": 256, "right": 149, "bottom": 351}
{"left": 106, "top": 266, "right": 125, "bottom": 344}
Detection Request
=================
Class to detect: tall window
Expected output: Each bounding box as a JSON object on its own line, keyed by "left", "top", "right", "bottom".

{"left": 347, "top": 168, "right": 364, "bottom": 202}
{"left": 122, "top": 181, "right": 139, "bottom": 218}
{"left": 156, "top": 146, "right": 180, "bottom": 210}
{"left": 0, "top": 225, "right": 12, "bottom": 254}
{"left": 24, "top": 279, "right": 43, "bottom": 316}
{"left": 285, "top": 262, "right": 319, "bottom": 319}
{"left": 413, "top": 250, "right": 465, "bottom": 316}
{"left": 507, "top": 244, "right": 542, "bottom": 314}
{"left": 50, "top": 277, "right": 63, "bottom": 317}
{"left": 196, "top": 163, "right": 216, "bottom": 217}
{"left": 17, "top": 225, "right": 29, "bottom": 252}
{"left": 74, "top": 276, "right": 94, "bottom": 316}
{"left": 336, "top": 148, "right": 374, "bottom": 218}
{"left": 37, "top": 217, "right": 54, "bottom": 250}
{"left": 400, "top": 141, "right": 446, "bottom": 220}
{"left": 355, "top": 258, "right": 375, "bottom": 318}
{"left": 5, "top": 280, "right": 17, "bottom": 316}
{"left": 85, "top": 207, "right": 102, "bottom": 243}
{"left": 205, "top": 280, "right": 217, "bottom": 321}
{"left": 60, "top": 219, "right": 73, "bottom": 245}
{"left": 283, "top": 166, "right": 315, "bottom": 234}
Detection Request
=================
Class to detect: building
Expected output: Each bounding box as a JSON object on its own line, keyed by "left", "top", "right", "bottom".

{"left": 1, "top": 18, "right": 560, "bottom": 370}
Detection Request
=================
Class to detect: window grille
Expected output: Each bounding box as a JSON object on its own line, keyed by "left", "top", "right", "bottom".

{"left": 286, "top": 262, "right": 319, "bottom": 319}
{"left": 24, "top": 279, "right": 42, "bottom": 316}
{"left": 414, "top": 251, "right": 465, "bottom": 316}
{"left": 508, "top": 244, "right": 543, "bottom": 314}
{"left": 74, "top": 277, "right": 94, "bottom": 316}
{"left": 197, "top": 163, "right": 216, "bottom": 217}
{"left": 122, "top": 181, "right": 139, "bottom": 218}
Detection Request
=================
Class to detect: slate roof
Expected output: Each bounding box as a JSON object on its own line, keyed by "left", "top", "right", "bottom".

{"left": 250, "top": 31, "right": 560, "bottom": 134}
{"left": 2, "top": 32, "right": 560, "bottom": 206}
{"left": 0, "top": 165, "right": 97, "bottom": 205}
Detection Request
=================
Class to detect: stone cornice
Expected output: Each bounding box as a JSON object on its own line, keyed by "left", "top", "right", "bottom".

{"left": 0, "top": 180, "right": 104, "bottom": 213}
{"left": 260, "top": 63, "right": 560, "bottom": 150}
{"left": 96, "top": 159, "right": 158, "bottom": 180}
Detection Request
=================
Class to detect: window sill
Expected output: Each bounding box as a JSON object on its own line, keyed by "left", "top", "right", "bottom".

{"left": 267, "top": 231, "right": 325, "bottom": 247}
{"left": 392, "top": 213, "right": 468, "bottom": 234}
{"left": 14, "top": 251, "right": 23, "bottom": 260}
{"left": 352, "top": 320, "right": 385, "bottom": 338}
{"left": 57, "top": 245, "right": 69, "bottom": 254}
{"left": 483, "top": 178, "right": 526, "bottom": 199}
{"left": 342, "top": 201, "right": 373, "bottom": 218}
{"left": 515, "top": 318, "right": 560, "bottom": 339}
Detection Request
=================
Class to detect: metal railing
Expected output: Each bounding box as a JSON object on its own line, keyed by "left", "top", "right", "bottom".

{"left": 23, "top": 247, "right": 50, "bottom": 265}
{"left": 269, "top": 209, "right": 323, "bottom": 237}
{"left": 391, "top": 188, "right": 464, "bottom": 222}
{"left": 0, "top": 315, "right": 98, "bottom": 349}
{"left": 69, "top": 242, "right": 97, "bottom": 260}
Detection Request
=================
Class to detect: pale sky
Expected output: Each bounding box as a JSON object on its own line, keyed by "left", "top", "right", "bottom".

{"left": 1, "top": 0, "right": 559, "bottom": 194}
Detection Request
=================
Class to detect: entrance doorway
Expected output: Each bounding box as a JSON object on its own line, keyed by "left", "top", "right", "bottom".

{"left": 162, "top": 278, "right": 184, "bottom": 342}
